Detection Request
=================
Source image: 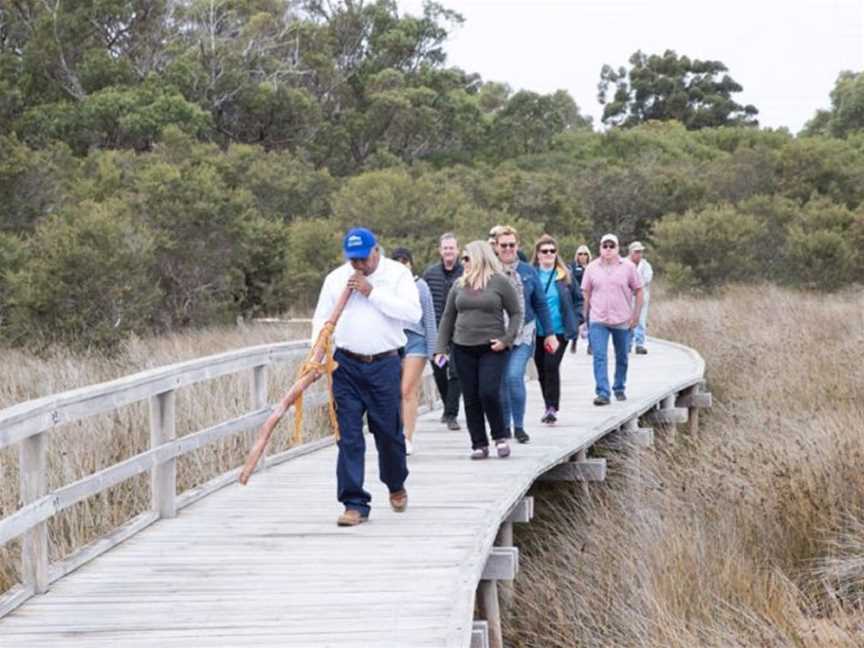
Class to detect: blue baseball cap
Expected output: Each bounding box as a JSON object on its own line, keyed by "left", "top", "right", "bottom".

{"left": 342, "top": 227, "right": 377, "bottom": 259}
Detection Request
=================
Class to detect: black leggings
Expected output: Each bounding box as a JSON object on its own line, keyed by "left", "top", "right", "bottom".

{"left": 534, "top": 335, "right": 567, "bottom": 410}
{"left": 452, "top": 343, "right": 509, "bottom": 449}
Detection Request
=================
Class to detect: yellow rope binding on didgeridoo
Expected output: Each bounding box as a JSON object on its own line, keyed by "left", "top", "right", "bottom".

{"left": 292, "top": 322, "right": 340, "bottom": 445}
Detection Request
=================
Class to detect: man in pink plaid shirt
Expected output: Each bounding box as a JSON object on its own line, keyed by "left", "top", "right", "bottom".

{"left": 581, "top": 233, "right": 644, "bottom": 406}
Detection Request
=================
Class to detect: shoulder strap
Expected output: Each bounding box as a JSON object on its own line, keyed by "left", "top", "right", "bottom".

{"left": 543, "top": 268, "right": 556, "bottom": 294}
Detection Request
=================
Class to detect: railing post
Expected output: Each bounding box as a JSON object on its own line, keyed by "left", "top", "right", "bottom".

{"left": 477, "top": 580, "right": 502, "bottom": 648}
{"left": 495, "top": 521, "right": 515, "bottom": 610}
{"left": 20, "top": 432, "right": 49, "bottom": 594}
{"left": 576, "top": 448, "right": 590, "bottom": 496}
{"left": 250, "top": 364, "right": 268, "bottom": 410}
{"left": 149, "top": 390, "right": 176, "bottom": 519}
{"left": 663, "top": 393, "right": 677, "bottom": 443}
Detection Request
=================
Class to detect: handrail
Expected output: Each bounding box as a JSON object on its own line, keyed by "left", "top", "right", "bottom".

{"left": 0, "top": 340, "right": 311, "bottom": 450}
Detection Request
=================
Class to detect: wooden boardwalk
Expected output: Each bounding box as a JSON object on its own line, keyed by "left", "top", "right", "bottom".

{"left": 0, "top": 338, "right": 705, "bottom": 647}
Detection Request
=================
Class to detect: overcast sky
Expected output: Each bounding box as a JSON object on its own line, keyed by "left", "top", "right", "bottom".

{"left": 397, "top": 0, "right": 863, "bottom": 133}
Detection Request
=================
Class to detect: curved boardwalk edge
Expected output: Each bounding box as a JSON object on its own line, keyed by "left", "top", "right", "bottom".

{"left": 0, "top": 337, "right": 706, "bottom": 648}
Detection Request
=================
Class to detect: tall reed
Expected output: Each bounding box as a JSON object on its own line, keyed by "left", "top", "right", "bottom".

{"left": 506, "top": 285, "right": 864, "bottom": 646}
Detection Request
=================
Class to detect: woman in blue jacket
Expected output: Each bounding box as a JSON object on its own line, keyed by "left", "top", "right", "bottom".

{"left": 532, "top": 235, "right": 584, "bottom": 424}
{"left": 494, "top": 226, "right": 557, "bottom": 444}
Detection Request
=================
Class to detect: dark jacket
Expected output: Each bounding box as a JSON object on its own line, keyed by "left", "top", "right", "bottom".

{"left": 569, "top": 262, "right": 586, "bottom": 288}
{"left": 557, "top": 278, "right": 584, "bottom": 340}
{"left": 539, "top": 267, "right": 584, "bottom": 340}
{"left": 423, "top": 261, "right": 464, "bottom": 324}
{"left": 569, "top": 263, "right": 588, "bottom": 325}
{"left": 511, "top": 261, "right": 554, "bottom": 334}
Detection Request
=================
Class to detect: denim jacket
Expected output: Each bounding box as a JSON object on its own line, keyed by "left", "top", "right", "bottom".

{"left": 512, "top": 261, "right": 554, "bottom": 335}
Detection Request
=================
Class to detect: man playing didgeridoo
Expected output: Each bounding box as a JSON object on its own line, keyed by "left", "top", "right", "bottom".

{"left": 312, "top": 227, "right": 421, "bottom": 526}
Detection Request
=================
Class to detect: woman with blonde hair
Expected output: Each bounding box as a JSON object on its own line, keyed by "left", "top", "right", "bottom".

{"left": 435, "top": 241, "right": 522, "bottom": 459}
{"left": 532, "top": 235, "right": 584, "bottom": 423}
{"left": 570, "top": 244, "right": 592, "bottom": 354}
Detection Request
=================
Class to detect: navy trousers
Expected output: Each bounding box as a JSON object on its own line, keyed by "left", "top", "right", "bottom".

{"left": 333, "top": 350, "right": 408, "bottom": 517}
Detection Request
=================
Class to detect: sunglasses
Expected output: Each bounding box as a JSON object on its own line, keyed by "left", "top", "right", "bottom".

{"left": 497, "top": 242, "right": 516, "bottom": 249}
{"left": 601, "top": 243, "right": 617, "bottom": 249}
{"left": 577, "top": 252, "right": 588, "bottom": 256}
{"left": 539, "top": 248, "right": 556, "bottom": 255}
{"left": 461, "top": 256, "right": 471, "bottom": 263}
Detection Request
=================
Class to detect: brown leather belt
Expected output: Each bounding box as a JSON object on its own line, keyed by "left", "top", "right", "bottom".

{"left": 336, "top": 348, "right": 400, "bottom": 364}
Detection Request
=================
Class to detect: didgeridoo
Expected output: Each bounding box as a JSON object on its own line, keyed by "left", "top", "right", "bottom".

{"left": 239, "top": 285, "right": 353, "bottom": 485}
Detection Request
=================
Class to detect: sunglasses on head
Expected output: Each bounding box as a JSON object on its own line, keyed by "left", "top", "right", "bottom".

{"left": 498, "top": 242, "right": 516, "bottom": 249}
{"left": 539, "top": 248, "right": 556, "bottom": 255}
{"left": 601, "top": 242, "right": 617, "bottom": 249}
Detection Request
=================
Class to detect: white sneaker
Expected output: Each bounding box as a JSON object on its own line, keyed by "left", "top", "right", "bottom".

{"left": 405, "top": 439, "right": 414, "bottom": 455}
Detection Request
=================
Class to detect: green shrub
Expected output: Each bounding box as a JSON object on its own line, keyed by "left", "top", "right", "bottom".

{"left": 282, "top": 219, "right": 344, "bottom": 309}
{"left": 4, "top": 202, "right": 162, "bottom": 348}
{"left": 782, "top": 198, "right": 861, "bottom": 289}
{"left": 784, "top": 227, "right": 854, "bottom": 290}
{"left": 653, "top": 204, "right": 763, "bottom": 288}
{"left": 330, "top": 168, "right": 482, "bottom": 268}
{"left": 662, "top": 261, "right": 700, "bottom": 294}
{"left": 0, "top": 231, "right": 27, "bottom": 333}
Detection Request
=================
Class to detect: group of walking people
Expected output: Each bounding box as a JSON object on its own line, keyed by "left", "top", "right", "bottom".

{"left": 311, "top": 225, "right": 652, "bottom": 526}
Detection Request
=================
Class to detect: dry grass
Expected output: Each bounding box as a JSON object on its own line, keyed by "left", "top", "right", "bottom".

{"left": 506, "top": 284, "right": 864, "bottom": 647}
{"left": 0, "top": 321, "right": 321, "bottom": 595}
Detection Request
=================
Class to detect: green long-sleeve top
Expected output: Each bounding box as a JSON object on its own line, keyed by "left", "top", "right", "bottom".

{"left": 435, "top": 273, "right": 523, "bottom": 352}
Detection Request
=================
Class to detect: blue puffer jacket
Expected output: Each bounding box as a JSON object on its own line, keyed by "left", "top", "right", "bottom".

{"left": 512, "top": 261, "right": 554, "bottom": 335}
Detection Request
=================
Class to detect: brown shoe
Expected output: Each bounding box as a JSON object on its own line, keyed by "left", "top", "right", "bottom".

{"left": 389, "top": 489, "right": 408, "bottom": 513}
{"left": 337, "top": 509, "right": 368, "bottom": 527}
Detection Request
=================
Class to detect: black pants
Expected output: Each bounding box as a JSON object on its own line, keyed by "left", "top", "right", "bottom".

{"left": 452, "top": 343, "right": 509, "bottom": 449}
{"left": 534, "top": 334, "right": 567, "bottom": 410}
{"left": 431, "top": 353, "right": 461, "bottom": 419}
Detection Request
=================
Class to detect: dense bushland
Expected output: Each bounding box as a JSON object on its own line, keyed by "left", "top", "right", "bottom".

{"left": 2, "top": 1, "right": 864, "bottom": 349}
{"left": 4, "top": 124, "right": 864, "bottom": 349}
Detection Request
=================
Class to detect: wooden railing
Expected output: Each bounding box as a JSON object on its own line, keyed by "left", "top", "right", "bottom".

{"left": 0, "top": 339, "right": 440, "bottom": 616}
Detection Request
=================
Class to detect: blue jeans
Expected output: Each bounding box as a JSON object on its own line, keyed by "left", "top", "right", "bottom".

{"left": 588, "top": 323, "right": 631, "bottom": 398}
{"left": 500, "top": 341, "right": 535, "bottom": 430}
{"left": 632, "top": 303, "right": 649, "bottom": 347}
{"left": 333, "top": 350, "right": 408, "bottom": 517}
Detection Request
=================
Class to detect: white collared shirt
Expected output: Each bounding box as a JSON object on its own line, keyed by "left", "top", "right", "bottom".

{"left": 636, "top": 259, "right": 654, "bottom": 302}
{"left": 311, "top": 258, "right": 421, "bottom": 355}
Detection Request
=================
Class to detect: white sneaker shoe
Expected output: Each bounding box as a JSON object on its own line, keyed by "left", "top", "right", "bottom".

{"left": 405, "top": 439, "right": 414, "bottom": 455}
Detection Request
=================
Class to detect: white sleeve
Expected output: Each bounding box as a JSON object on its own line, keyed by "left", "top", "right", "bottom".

{"left": 368, "top": 264, "right": 422, "bottom": 323}
{"left": 642, "top": 261, "right": 654, "bottom": 285}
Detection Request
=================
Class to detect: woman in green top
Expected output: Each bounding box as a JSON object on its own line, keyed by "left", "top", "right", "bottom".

{"left": 435, "top": 241, "right": 523, "bottom": 459}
